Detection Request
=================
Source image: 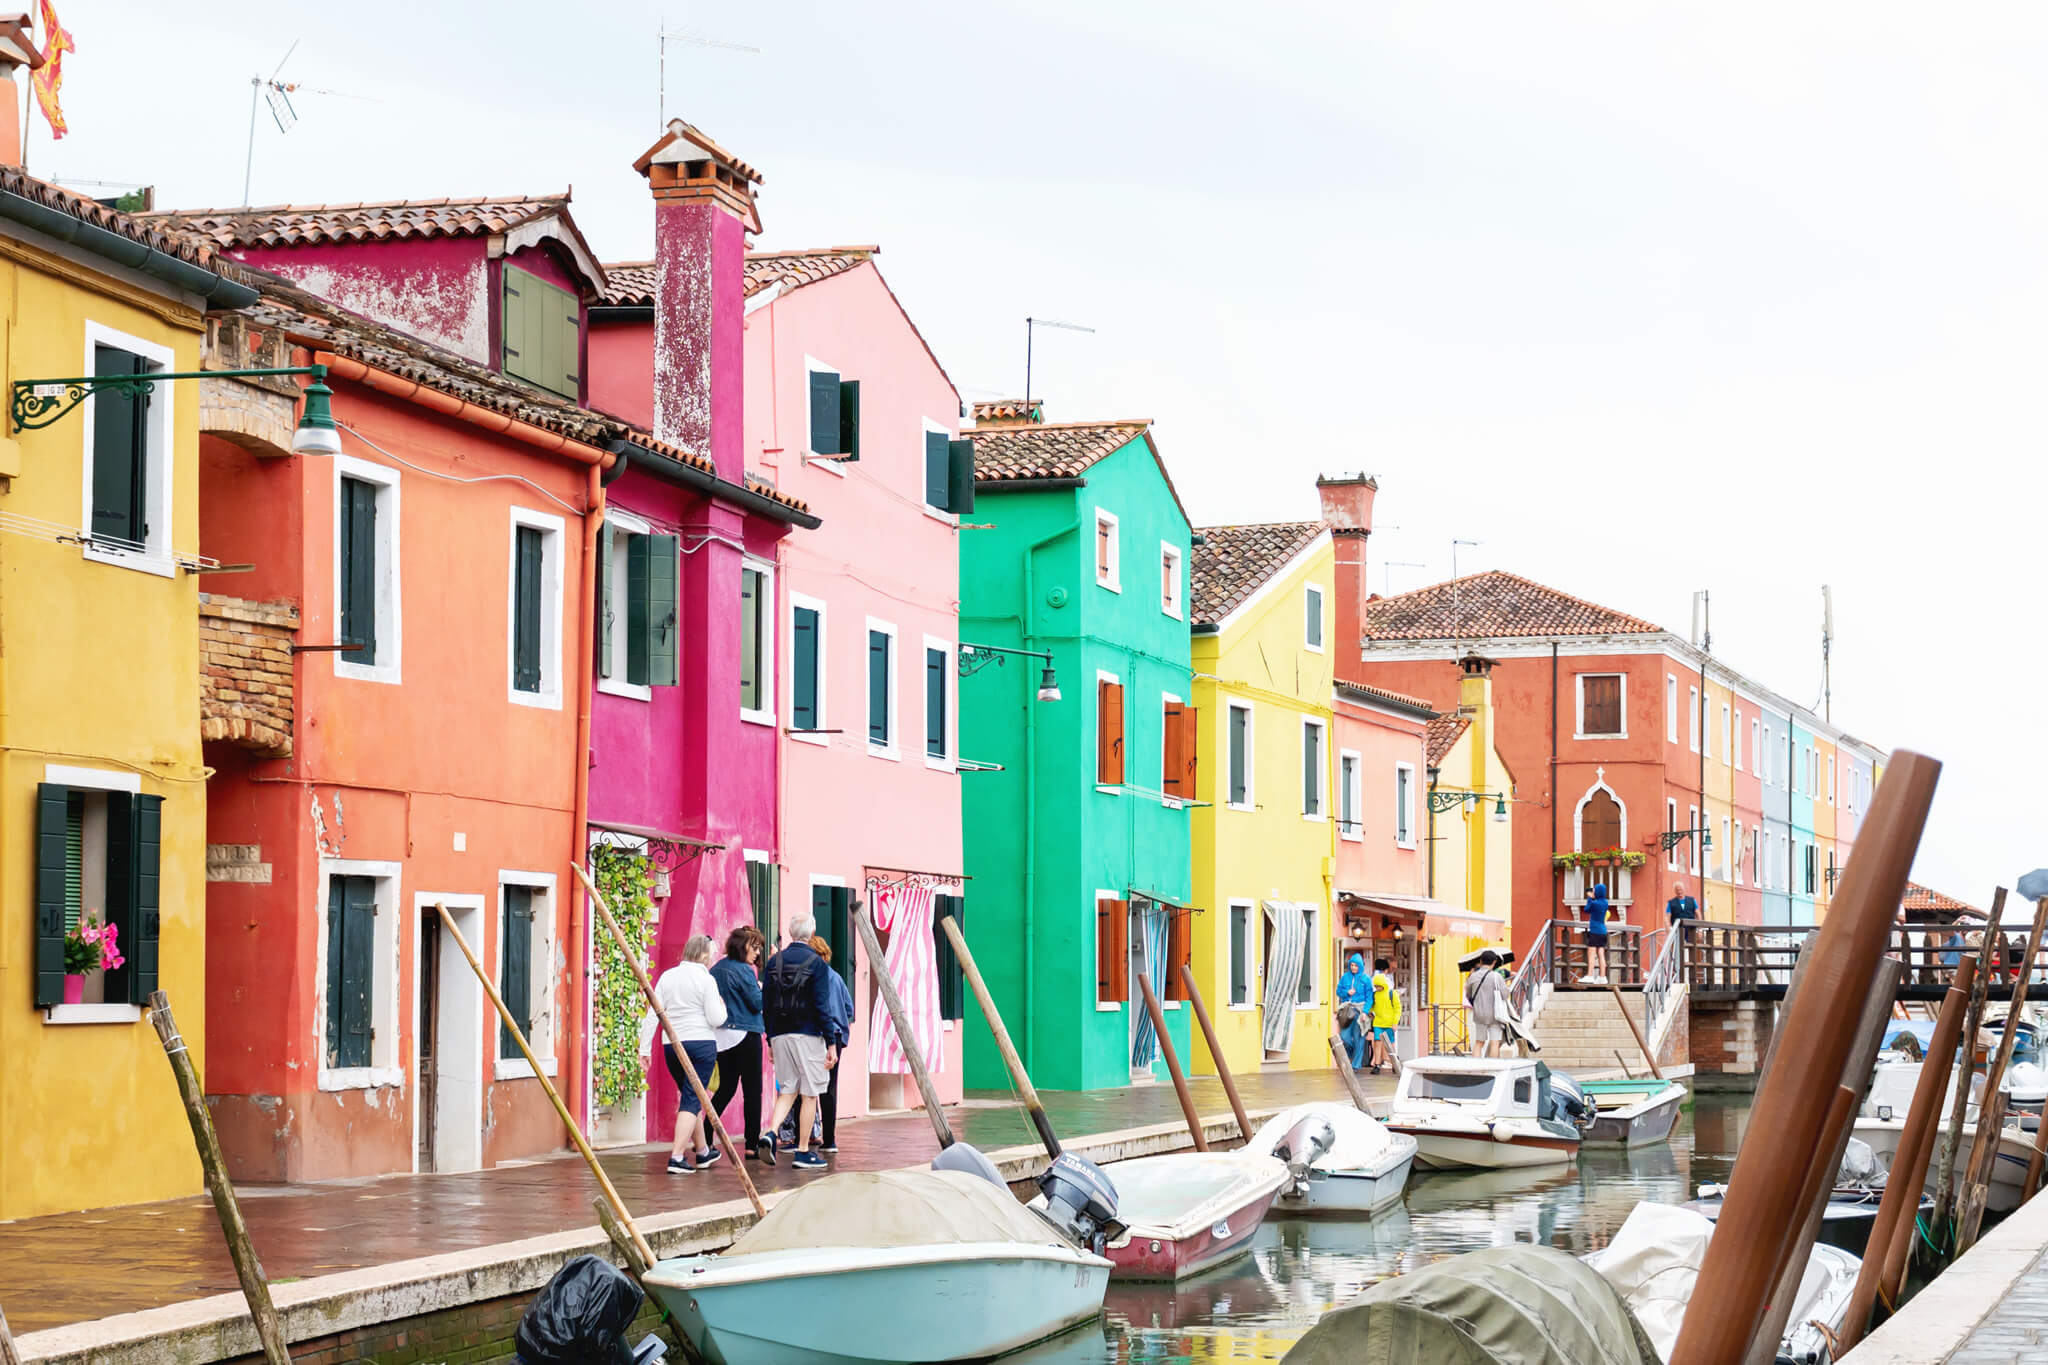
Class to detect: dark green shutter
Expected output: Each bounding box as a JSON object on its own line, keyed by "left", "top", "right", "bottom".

{"left": 1298, "top": 910, "right": 1316, "bottom": 1004}
{"left": 325, "top": 877, "right": 346, "bottom": 1063}
{"left": 809, "top": 370, "right": 841, "bottom": 454}
{"left": 63, "top": 792, "right": 83, "bottom": 931}
{"left": 946, "top": 439, "right": 976, "bottom": 515}
{"left": 838, "top": 380, "right": 860, "bottom": 461}
{"left": 1229, "top": 906, "right": 1248, "bottom": 1004}
{"left": 128, "top": 793, "right": 162, "bottom": 1002}
{"left": 340, "top": 476, "right": 378, "bottom": 660}
{"left": 33, "top": 784, "right": 69, "bottom": 1007}
{"left": 1229, "top": 708, "right": 1248, "bottom": 805}
{"left": 925, "top": 646, "right": 946, "bottom": 759}
{"left": 740, "top": 568, "right": 762, "bottom": 712}
{"left": 501, "top": 886, "right": 533, "bottom": 1059}
{"left": 868, "top": 630, "right": 890, "bottom": 745}
{"left": 90, "top": 345, "right": 147, "bottom": 545}
{"left": 513, "top": 525, "right": 544, "bottom": 693}
{"left": 828, "top": 887, "right": 854, "bottom": 990}
{"left": 748, "top": 860, "right": 779, "bottom": 944}
{"left": 595, "top": 522, "right": 613, "bottom": 679}
{"left": 1304, "top": 725, "right": 1320, "bottom": 815}
{"left": 934, "top": 895, "right": 964, "bottom": 1020}
{"left": 103, "top": 791, "right": 136, "bottom": 1004}
{"left": 339, "top": 877, "right": 375, "bottom": 1068}
{"left": 646, "top": 535, "right": 678, "bottom": 688}
{"left": 626, "top": 533, "right": 650, "bottom": 686}
{"left": 792, "top": 606, "right": 819, "bottom": 730}
{"left": 924, "top": 431, "right": 949, "bottom": 510}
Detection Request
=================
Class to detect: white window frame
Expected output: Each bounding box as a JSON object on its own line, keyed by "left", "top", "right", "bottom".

{"left": 315, "top": 857, "right": 404, "bottom": 1091}
{"left": 789, "top": 591, "right": 829, "bottom": 746}
{"left": 1752, "top": 716, "right": 1761, "bottom": 776}
{"left": 506, "top": 506, "right": 566, "bottom": 710}
{"left": 1159, "top": 541, "right": 1183, "bottom": 620}
{"left": 1304, "top": 584, "right": 1326, "bottom": 653}
{"left": 1666, "top": 675, "right": 1678, "bottom": 743}
{"left": 79, "top": 321, "right": 176, "bottom": 578}
{"left": 740, "top": 556, "right": 777, "bottom": 727}
{"left": 1338, "top": 748, "right": 1363, "bottom": 842}
{"left": 1734, "top": 708, "right": 1744, "bottom": 771}
{"left": 1720, "top": 704, "right": 1731, "bottom": 766}
{"left": 1295, "top": 903, "right": 1321, "bottom": 1010}
{"left": 40, "top": 763, "right": 144, "bottom": 1024}
{"left": 1575, "top": 672, "right": 1628, "bottom": 740}
{"left": 1095, "top": 890, "right": 1124, "bottom": 1012}
{"left": 1301, "top": 718, "right": 1328, "bottom": 822}
{"left": 1395, "top": 760, "right": 1417, "bottom": 849}
{"left": 1094, "top": 668, "right": 1124, "bottom": 792}
{"left": 1689, "top": 687, "right": 1700, "bottom": 753}
{"left": 597, "top": 509, "right": 653, "bottom": 702}
{"left": 493, "top": 870, "right": 559, "bottom": 1081}
{"left": 1720, "top": 816, "right": 1731, "bottom": 883}
{"left": 1225, "top": 700, "right": 1255, "bottom": 812}
{"left": 1667, "top": 799, "right": 1680, "bottom": 871}
{"left": 1734, "top": 820, "right": 1745, "bottom": 886}
{"left": 802, "top": 355, "right": 847, "bottom": 474}
{"left": 1093, "top": 508, "right": 1121, "bottom": 592}
{"left": 866, "top": 616, "right": 900, "bottom": 760}
{"left": 924, "top": 635, "right": 958, "bottom": 772}
{"left": 1827, "top": 754, "right": 1835, "bottom": 806}
{"left": 333, "top": 453, "right": 403, "bottom": 685}
{"left": 1688, "top": 805, "right": 1700, "bottom": 876}
{"left": 1227, "top": 899, "right": 1257, "bottom": 1011}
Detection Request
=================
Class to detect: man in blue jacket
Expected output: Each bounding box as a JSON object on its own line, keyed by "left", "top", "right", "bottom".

{"left": 761, "top": 914, "right": 843, "bottom": 1171}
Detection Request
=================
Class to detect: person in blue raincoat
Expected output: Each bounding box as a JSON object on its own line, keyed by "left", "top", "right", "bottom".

{"left": 1580, "top": 882, "right": 1612, "bottom": 985}
{"left": 1336, "top": 953, "right": 1373, "bottom": 1068}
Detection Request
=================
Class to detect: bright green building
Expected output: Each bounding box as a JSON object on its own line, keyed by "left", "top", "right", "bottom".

{"left": 957, "top": 404, "right": 1196, "bottom": 1092}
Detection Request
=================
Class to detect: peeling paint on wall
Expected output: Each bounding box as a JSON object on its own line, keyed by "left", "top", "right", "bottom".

{"left": 252, "top": 252, "right": 491, "bottom": 364}
{"left": 652, "top": 207, "right": 714, "bottom": 454}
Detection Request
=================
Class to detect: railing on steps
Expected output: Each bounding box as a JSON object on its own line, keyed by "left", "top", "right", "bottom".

{"left": 1507, "top": 920, "right": 1555, "bottom": 1025}
{"left": 1541, "top": 917, "right": 1647, "bottom": 988}
{"left": 1641, "top": 922, "right": 1686, "bottom": 1060}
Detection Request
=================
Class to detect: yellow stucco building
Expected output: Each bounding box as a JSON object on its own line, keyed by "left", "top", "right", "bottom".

{"left": 1418, "top": 659, "right": 1515, "bottom": 1014}
{"left": 0, "top": 170, "right": 254, "bottom": 1215}
{"left": 1186, "top": 522, "right": 1338, "bottom": 1076}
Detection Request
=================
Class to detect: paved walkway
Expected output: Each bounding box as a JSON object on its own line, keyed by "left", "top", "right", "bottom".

{"left": 1851, "top": 1180, "right": 2048, "bottom": 1363}
{"left": 0, "top": 1068, "right": 1372, "bottom": 1334}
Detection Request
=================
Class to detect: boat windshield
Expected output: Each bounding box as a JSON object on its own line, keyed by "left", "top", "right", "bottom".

{"left": 1406, "top": 1071, "right": 1498, "bottom": 1104}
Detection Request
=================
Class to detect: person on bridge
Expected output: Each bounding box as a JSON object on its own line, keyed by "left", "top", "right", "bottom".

{"left": 1580, "top": 883, "right": 1612, "bottom": 985}
{"left": 1665, "top": 880, "right": 1699, "bottom": 925}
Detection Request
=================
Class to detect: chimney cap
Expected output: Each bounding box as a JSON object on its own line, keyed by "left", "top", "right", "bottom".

{"left": 1458, "top": 654, "right": 1498, "bottom": 677}
{"left": 1316, "top": 472, "right": 1379, "bottom": 489}
{"left": 635, "top": 117, "right": 764, "bottom": 233}
{"left": 633, "top": 117, "right": 763, "bottom": 184}
{"left": 0, "top": 14, "right": 45, "bottom": 71}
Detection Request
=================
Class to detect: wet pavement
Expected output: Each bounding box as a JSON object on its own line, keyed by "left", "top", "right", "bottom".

{"left": 0, "top": 1068, "right": 1376, "bottom": 1334}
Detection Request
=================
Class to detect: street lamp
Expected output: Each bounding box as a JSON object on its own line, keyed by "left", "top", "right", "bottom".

{"left": 13, "top": 363, "right": 345, "bottom": 456}
{"left": 1658, "top": 825, "right": 1715, "bottom": 854}
{"left": 959, "top": 642, "right": 1060, "bottom": 703}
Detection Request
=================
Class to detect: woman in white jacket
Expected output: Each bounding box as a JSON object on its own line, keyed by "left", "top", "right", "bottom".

{"left": 653, "top": 934, "right": 728, "bottom": 1174}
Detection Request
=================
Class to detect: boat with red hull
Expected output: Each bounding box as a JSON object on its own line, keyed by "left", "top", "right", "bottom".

{"left": 1093, "top": 1152, "right": 1289, "bottom": 1282}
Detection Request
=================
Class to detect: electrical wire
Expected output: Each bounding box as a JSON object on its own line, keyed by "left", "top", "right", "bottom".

{"left": 336, "top": 421, "right": 592, "bottom": 519}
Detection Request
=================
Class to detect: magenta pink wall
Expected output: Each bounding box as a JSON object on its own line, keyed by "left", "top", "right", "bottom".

{"left": 651, "top": 203, "right": 745, "bottom": 482}
{"left": 230, "top": 237, "right": 494, "bottom": 363}
{"left": 588, "top": 322, "right": 654, "bottom": 431}
{"left": 744, "top": 262, "right": 965, "bottom": 1117}
{"left": 1333, "top": 700, "right": 1430, "bottom": 898}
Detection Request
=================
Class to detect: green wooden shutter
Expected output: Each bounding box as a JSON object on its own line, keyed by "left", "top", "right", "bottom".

{"left": 513, "top": 525, "right": 544, "bottom": 693}
{"left": 925, "top": 646, "right": 946, "bottom": 759}
{"left": 336, "top": 877, "right": 375, "bottom": 1068}
{"left": 740, "top": 568, "right": 762, "bottom": 712}
{"left": 33, "top": 784, "right": 70, "bottom": 1007}
{"left": 595, "top": 522, "right": 614, "bottom": 679}
{"left": 1229, "top": 708, "right": 1247, "bottom": 805}
{"left": 828, "top": 887, "right": 854, "bottom": 990}
{"left": 838, "top": 380, "right": 860, "bottom": 461}
{"left": 1229, "top": 906, "right": 1248, "bottom": 1005}
{"left": 946, "top": 439, "right": 976, "bottom": 515}
{"left": 934, "top": 895, "right": 964, "bottom": 1020}
{"left": 502, "top": 268, "right": 529, "bottom": 382}
{"left": 501, "top": 886, "right": 533, "bottom": 1059}
{"left": 868, "top": 630, "right": 890, "bottom": 745}
{"left": 128, "top": 793, "right": 163, "bottom": 1002}
{"left": 325, "top": 876, "right": 347, "bottom": 1064}
{"left": 90, "top": 345, "right": 146, "bottom": 545}
{"left": 340, "top": 477, "right": 378, "bottom": 661}
{"left": 924, "top": 431, "right": 949, "bottom": 510}
{"left": 63, "top": 792, "right": 83, "bottom": 931}
{"left": 626, "top": 533, "right": 650, "bottom": 686}
{"left": 502, "top": 266, "right": 580, "bottom": 398}
{"left": 103, "top": 791, "right": 137, "bottom": 1003}
{"left": 809, "top": 370, "right": 841, "bottom": 453}
{"left": 646, "top": 535, "right": 679, "bottom": 688}
{"left": 792, "top": 606, "right": 819, "bottom": 730}
{"left": 748, "top": 860, "right": 779, "bottom": 944}
{"left": 1303, "top": 724, "right": 1320, "bottom": 815}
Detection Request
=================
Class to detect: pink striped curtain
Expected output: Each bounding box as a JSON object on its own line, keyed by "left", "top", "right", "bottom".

{"left": 865, "top": 883, "right": 946, "bottom": 1075}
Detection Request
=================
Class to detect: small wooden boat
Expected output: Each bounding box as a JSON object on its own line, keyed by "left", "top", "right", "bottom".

{"left": 1579, "top": 1077, "right": 1686, "bottom": 1148}
{"left": 1094, "top": 1151, "right": 1288, "bottom": 1281}
{"left": 1245, "top": 1102, "right": 1418, "bottom": 1216}
{"left": 1384, "top": 1057, "right": 1591, "bottom": 1170}
{"left": 1684, "top": 1181, "right": 1932, "bottom": 1258}
{"left": 1852, "top": 1114, "right": 2035, "bottom": 1214}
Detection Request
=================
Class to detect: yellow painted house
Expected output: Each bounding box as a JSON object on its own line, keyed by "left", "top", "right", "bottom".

{"left": 0, "top": 169, "right": 256, "bottom": 1216}
{"left": 1417, "top": 659, "right": 1515, "bottom": 1013}
{"left": 1186, "top": 522, "right": 1337, "bottom": 1076}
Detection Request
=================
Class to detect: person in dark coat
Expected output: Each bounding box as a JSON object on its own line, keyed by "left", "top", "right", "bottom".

{"left": 708, "top": 926, "right": 767, "bottom": 1157}
{"left": 1580, "top": 883, "right": 1612, "bottom": 985}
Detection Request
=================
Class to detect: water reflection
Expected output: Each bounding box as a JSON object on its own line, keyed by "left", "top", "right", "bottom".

{"left": 1007, "top": 1092, "right": 1746, "bottom": 1365}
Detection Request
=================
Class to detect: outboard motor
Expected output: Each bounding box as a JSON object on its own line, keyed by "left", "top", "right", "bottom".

{"left": 513, "top": 1255, "right": 666, "bottom": 1365}
{"left": 1542, "top": 1070, "right": 1596, "bottom": 1133}
{"left": 931, "top": 1140, "right": 1010, "bottom": 1188}
{"left": 1035, "top": 1151, "right": 1125, "bottom": 1255}
{"left": 1272, "top": 1114, "right": 1337, "bottom": 1198}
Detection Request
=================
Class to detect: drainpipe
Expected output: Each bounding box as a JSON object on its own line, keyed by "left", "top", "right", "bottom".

{"left": 1019, "top": 513, "right": 1080, "bottom": 1074}
{"left": 570, "top": 462, "right": 604, "bottom": 1126}
{"left": 1549, "top": 642, "right": 1559, "bottom": 919}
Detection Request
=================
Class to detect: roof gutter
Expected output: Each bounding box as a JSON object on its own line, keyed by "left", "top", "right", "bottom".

{"left": 1334, "top": 681, "right": 1438, "bottom": 720}
{"left": 588, "top": 304, "right": 654, "bottom": 324}
{"left": 0, "top": 189, "right": 261, "bottom": 309}
{"left": 606, "top": 439, "right": 822, "bottom": 529}
{"left": 315, "top": 351, "right": 614, "bottom": 469}
{"left": 974, "top": 476, "right": 1088, "bottom": 493}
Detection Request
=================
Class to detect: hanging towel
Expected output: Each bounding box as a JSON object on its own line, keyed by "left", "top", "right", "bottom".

{"left": 866, "top": 883, "right": 946, "bottom": 1076}
{"left": 1261, "top": 899, "right": 1307, "bottom": 1054}
{"left": 1129, "top": 901, "right": 1170, "bottom": 1068}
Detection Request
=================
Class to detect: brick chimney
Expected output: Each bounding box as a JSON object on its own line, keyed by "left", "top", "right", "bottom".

{"left": 0, "top": 16, "right": 45, "bottom": 171}
{"left": 632, "top": 118, "right": 762, "bottom": 483}
{"left": 1316, "top": 473, "right": 1378, "bottom": 685}
{"left": 970, "top": 398, "right": 1043, "bottom": 428}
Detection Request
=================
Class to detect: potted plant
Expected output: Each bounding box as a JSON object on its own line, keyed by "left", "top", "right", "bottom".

{"left": 62, "top": 913, "right": 124, "bottom": 1005}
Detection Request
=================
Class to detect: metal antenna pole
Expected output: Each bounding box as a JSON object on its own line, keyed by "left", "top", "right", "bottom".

{"left": 242, "top": 77, "right": 260, "bottom": 206}
{"left": 1023, "top": 316, "right": 1095, "bottom": 407}
{"left": 1025, "top": 316, "right": 1032, "bottom": 402}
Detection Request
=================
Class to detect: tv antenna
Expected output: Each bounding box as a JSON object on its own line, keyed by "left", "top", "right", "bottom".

{"left": 1025, "top": 316, "right": 1095, "bottom": 406}
{"left": 658, "top": 20, "right": 760, "bottom": 129}
{"left": 1821, "top": 584, "right": 1833, "bottom": 722}
{"left": 1384, "top": 561, "right": 1425, "bottom": 594}
{"left": 242, "top": 41, "right": 378, "bottom": 206}
{"left": 1450, "top": 539, "right": 1482, "bottom": 636}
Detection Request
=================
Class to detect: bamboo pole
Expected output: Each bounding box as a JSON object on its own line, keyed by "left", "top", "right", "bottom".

{"left": 593, "top": 1197, "right": 708, "bottom": 1365}
{"left": 1607, "top": 981, "right": 1663, "bottom": 1080}
{"left": 1180, "top": 964, "right": 1252, "bottom": 1143}
{"left": 1956, "top": 891, "right": 2048, "bottom": 1253}
{"left": 938, "top": 913, "right": 1062, "bottom": 1159}
{"left": 1669, "top": 749, "right": 1940, "bottom": 1365}
{"left": 1932, "top": 888, "right": 2007, "bottom": 1244}
{"left": 1137, "top": 972, "right": 1207, "bottom": 1151}
{"left": 0, "top": 1302, "right": 19, "bottom": 1365}
{"left": 147, "top": 991, "right": 290, "bottom": 1365}
{"left": 433, "top": 900, "right": 663, "bottom": 1260}
{"left": 569, "top": 869, "right": 765, "bottom": 1220}
{"left": 851, "top": 898, "right": 954, "bottom": 1150}
{"left": 1329, "top": 1033, "right": 1375, "bottom": 1113}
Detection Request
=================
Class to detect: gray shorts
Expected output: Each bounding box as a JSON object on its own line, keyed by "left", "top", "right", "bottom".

{"left": 770, "top": 1032, "right": 831, "bottom": 1096}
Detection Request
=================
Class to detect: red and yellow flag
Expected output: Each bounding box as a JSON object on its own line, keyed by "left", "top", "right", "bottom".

{"left": 31, "top": 0, "right": 74, "bottom": 140}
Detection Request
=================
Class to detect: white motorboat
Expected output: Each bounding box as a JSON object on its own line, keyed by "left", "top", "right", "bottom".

{"left": 1852, "top": 1113, "right": 2036, "bottom": 1215}
{"left": 1091, "top": 1150, "right": 1290, "bottom": 1281}
{"left": 1580, "top": 1077, "right": 1687, "bottom": 1148}
{"left": 1583, "top": 1201, "right": 1859, "bottom": 1365}
{"left": 1245, "top": 1102, "right": 1418, "bottom": 1215}
{"left": 1383, "top": 1056, "right": 1591, "bottom": 1170}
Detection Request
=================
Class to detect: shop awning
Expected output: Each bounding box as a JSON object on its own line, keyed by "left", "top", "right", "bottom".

{"left": 1338, "top": 891, "right": 1505, "bottom": 941}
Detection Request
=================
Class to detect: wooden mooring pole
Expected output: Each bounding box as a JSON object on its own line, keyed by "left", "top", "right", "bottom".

{"left": 1137, "top": 972, "right": 1207, "bottom": 1151}
{"left": 1931, "top": 887, "right": 2007, "bottom": 1249}
{"left": 148, "top": 991, "right": 291, "bottom": 1365}
{"left": 1180, "top": 964, "right": 1253, "bottom": 1142}
{"left": 1606, "top": 981, "right": 1663, "bottom": 1080}
{"left": 1956, "top": 888, "right": 2048, "bottom": 1254}
{"left": 1328, "top": 1032, "right": 1376, "bottom": 1113}
{"left": 852, "top": 898, "right": 955, "bottom": 1151}
{"left": 939, "top": 914, "right": 1062, "bottom": 1159}
{"left": 0, "top": 1301, "right": 24, "bottom": 1365}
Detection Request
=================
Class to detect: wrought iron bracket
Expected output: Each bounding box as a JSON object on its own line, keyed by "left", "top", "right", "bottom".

{"left": 957, "top": 641, "right": 1051, "bottom": 678}
{"left": 1428, "top": 786, "right": 1506, "bottom": 814}
{"left": 587, "top": 825, "right": 724, "bottom": 874}
{"left": 11, "top": 365, "right": 325, "bottom": 433}
{"left": 1658, "top": 826, "right": 1712, "bottom": 851}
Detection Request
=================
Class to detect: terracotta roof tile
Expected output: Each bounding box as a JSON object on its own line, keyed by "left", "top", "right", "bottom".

{"left": 1190, "top": 521, "right": 1327, "bottom": 626}
{"left": 1425, "top": 712, "right": 1472, "bottom": 766}
{"left": 598, "top": 247, "right": 875, "bottom": 306}
{"left": 1901, "top": 882, "right": 1982, "bottom": 919}
{"left": 0, "top": 166, "right": 226, "bottom": 271}
{"left": 1365, "top": 571, "right": 1662, "bottom": 641}
{"left": 1335, "top": 680, "right": 1438, "bottom": 718}
{"left": 969, "top": 419, "right": 1151, "bottom": 483}
{"left": 971, "top": 399, "right": 1042, "bottom": 424}
{"left": 147, "top": 194, "right": 571, "bottom": 250}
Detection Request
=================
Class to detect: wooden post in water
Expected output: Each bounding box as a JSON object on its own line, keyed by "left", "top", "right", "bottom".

{"left": 435, "top": 900, "right": 666, "bottom": 1258}
{"left": 1137, "top": 972, "right": 1207, "bottom": 1151}
{"left": 938, "top": 914, "right": 1062, "bottom": 1159}
{"left": 2026, "top": 1109, "right": 2048, "bottom": 1203}
{"left": 1180, "top": 964, "right": 1253, "bottom": 1143}
{"left": 0, "top": 1303, "right": 19, "bottom": 1365}
{"left": 1329, "top": 1032, "right": 1376, "bottom": 1113}
{"left": 1932, "top": 887, "right": 2007, "bottom": 1247}
{"left": 148, "top": 991, "right": 291, "bottom": 1365}
{"left": 852, "top": 898, "right": 955, "bottom": 1150}
{"left": 1606, "top": 981, "right": 1663, "bottom": 1079}
{"left": 1956, "top": 890, "right": 2048, "bottom": 1253}
{"left": 570, "top": 868, "right": 765, "bottom": 1220}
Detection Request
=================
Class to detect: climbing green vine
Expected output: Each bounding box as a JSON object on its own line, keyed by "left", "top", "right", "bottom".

{"left": 591, "top": 847, "right": 655, "bottom": 1112}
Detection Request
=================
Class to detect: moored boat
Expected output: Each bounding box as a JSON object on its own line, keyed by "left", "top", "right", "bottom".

{"left": 1580, "top": 1077, "right": 1686, "bottom": 1148}
{"left": 1093, "top": 1151, "right": 1289, "bottom": 1281}
{"left": 1245, "top": 1102, "right": 1418, "bottom": 1215}
{"left": 1384, "top": 1056, "right": 1591, "bottom": 1170}
{"left": 1851, "top": 1113, "right": 2035, "bottom": 1214}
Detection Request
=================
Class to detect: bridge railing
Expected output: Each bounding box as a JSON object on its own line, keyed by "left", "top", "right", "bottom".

{"left": 1539, "top": 917, "right": 1647, "bottom": 987}
{"left": 1651, "top": 919, "right": 2003, "bottom": 995}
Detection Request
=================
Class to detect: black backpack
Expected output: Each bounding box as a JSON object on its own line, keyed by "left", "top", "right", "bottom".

{"left": 765, "top": 949, "right": 815, "bottom": 1029}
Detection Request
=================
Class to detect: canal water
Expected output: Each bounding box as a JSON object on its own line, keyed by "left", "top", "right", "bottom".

{"left": 1008, "top": 1092, "right": 1751, "bottom": 1365}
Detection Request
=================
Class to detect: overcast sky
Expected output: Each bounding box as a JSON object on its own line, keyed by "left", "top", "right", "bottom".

{"left": 34, "top": 1, "right": 2044, "bottom": 902}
